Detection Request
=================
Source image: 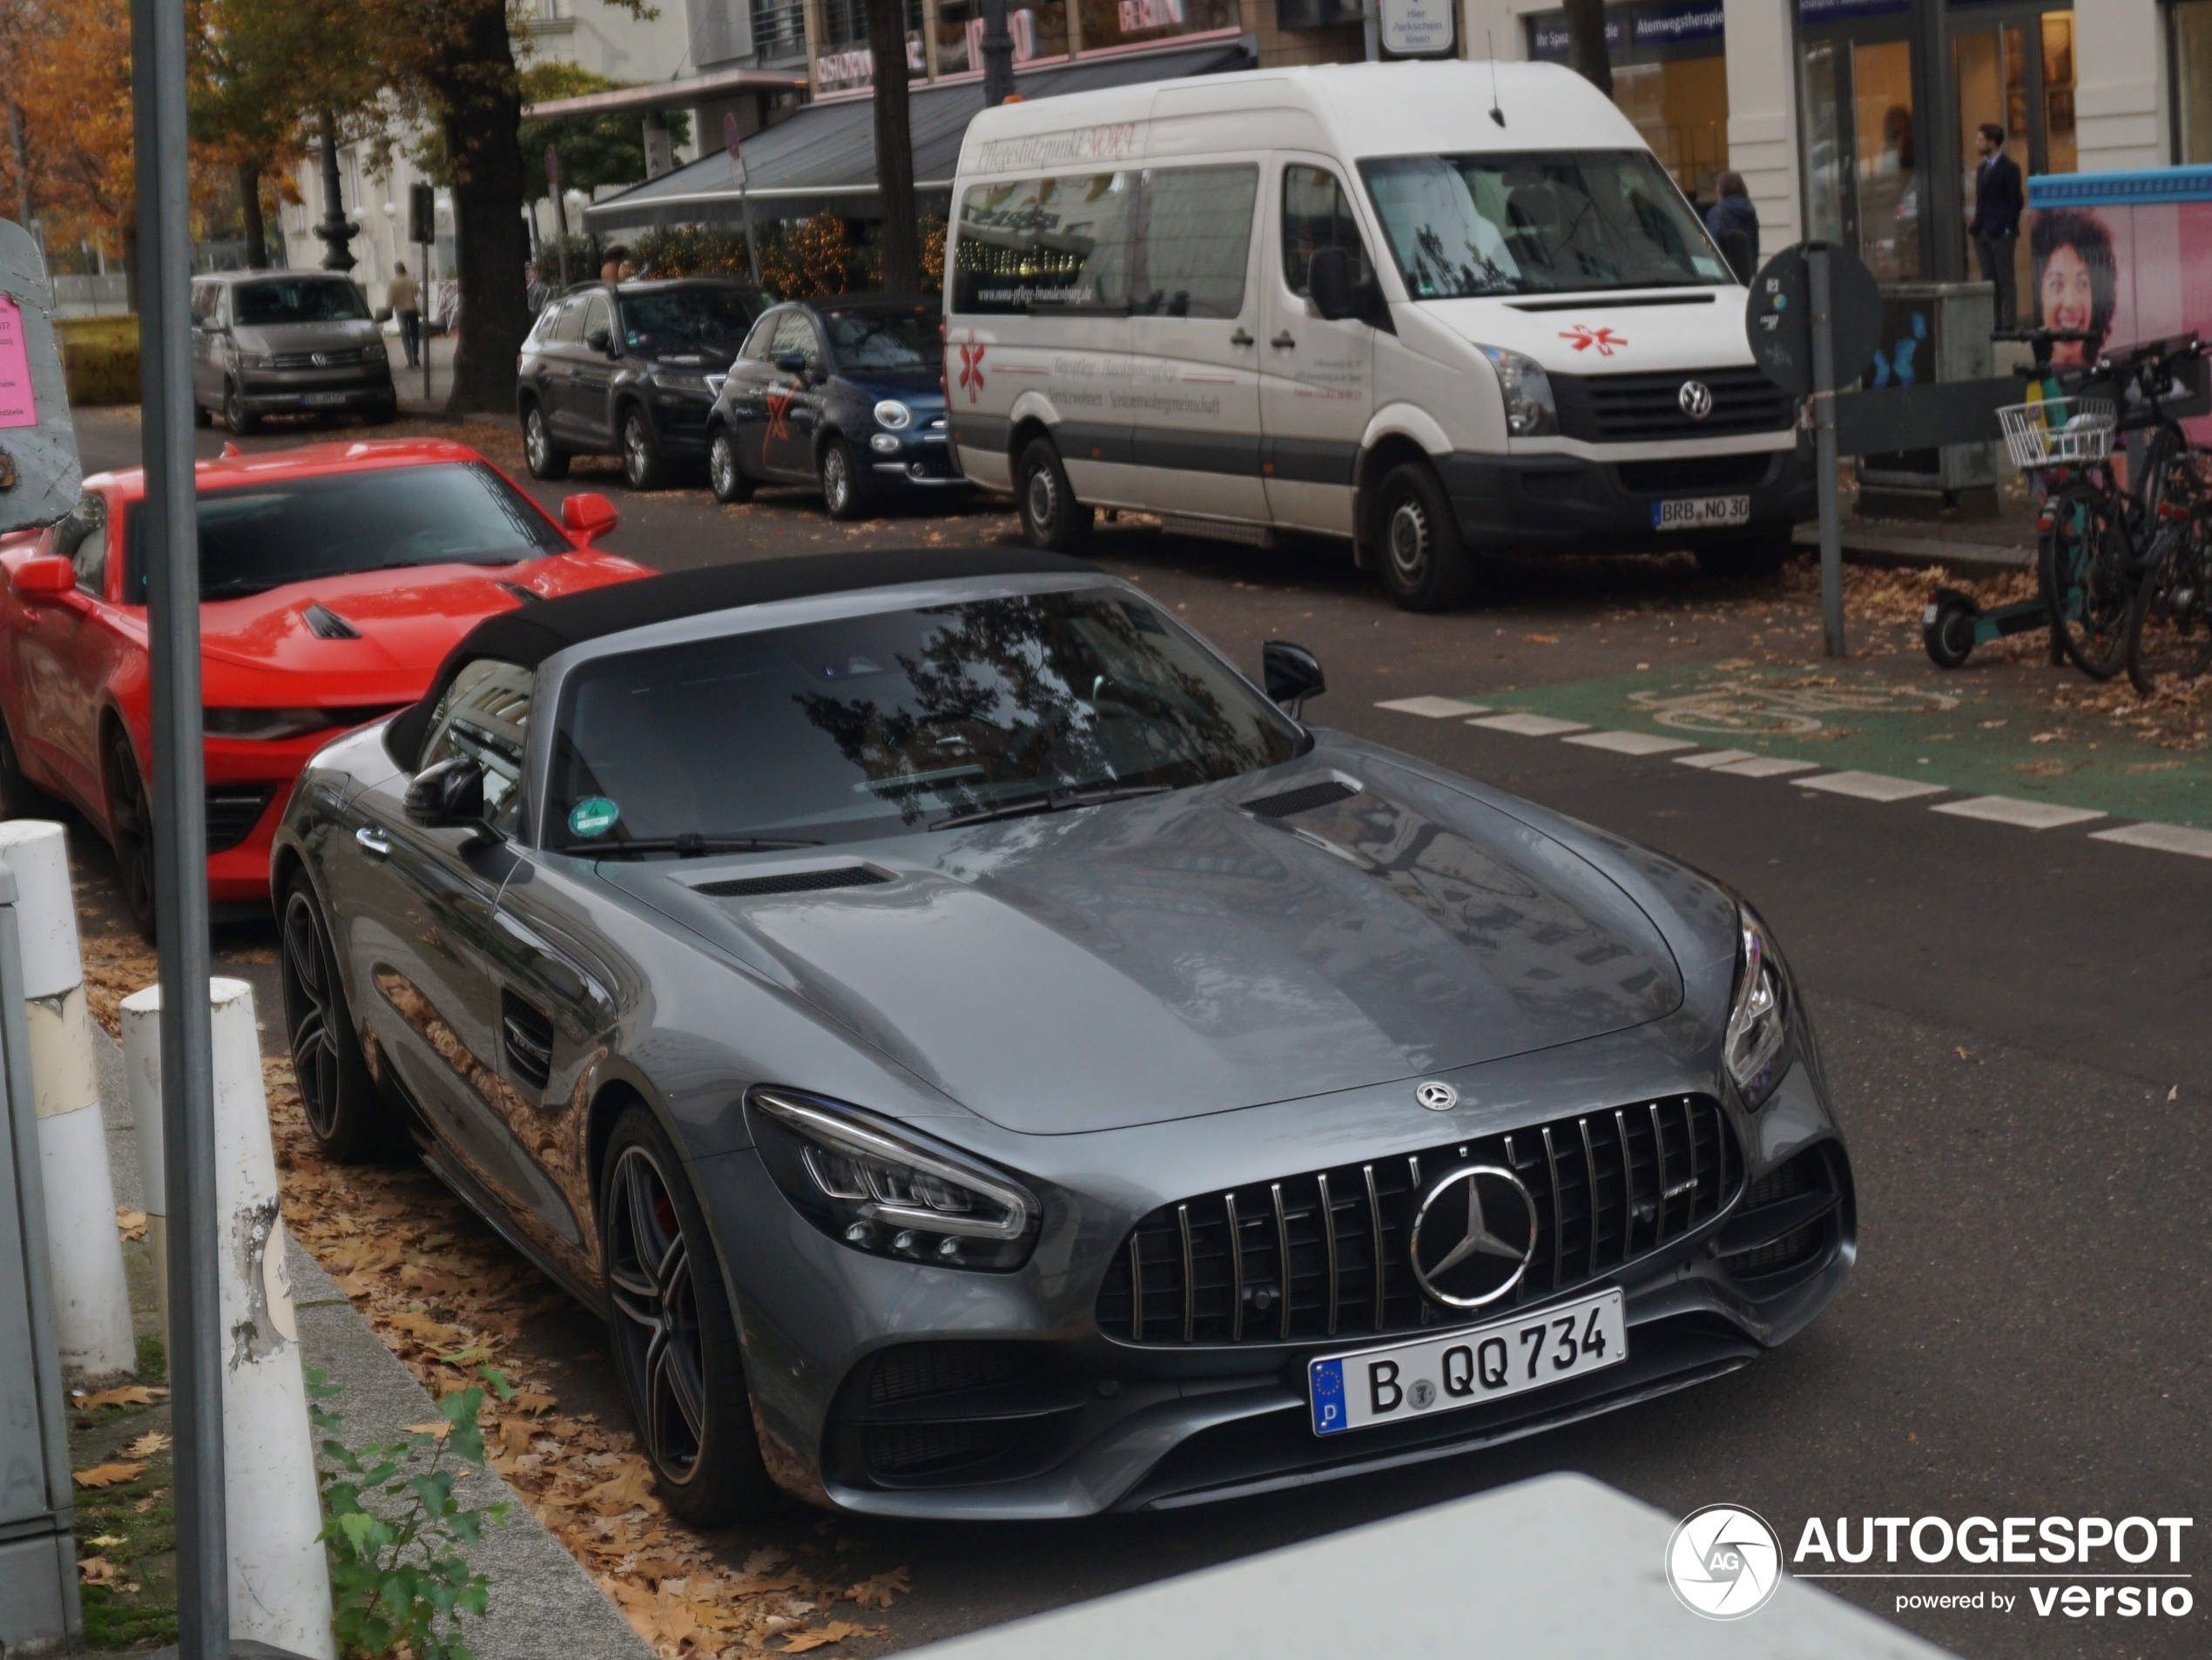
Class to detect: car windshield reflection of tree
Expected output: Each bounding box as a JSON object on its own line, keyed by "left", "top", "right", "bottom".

{"left": 622, "top": 290, "right": 761, "bottom": 354}
{"left": 550, "top": 590, "right": 1299, "bottom": 851}
{"left": 233, "top": 279, "right": 372, "bottom": 325}
{"left": 133, "top": 464, "right": 567, "bottom": 600}
{"left": 820, "top": 307, "right": 938, "bottom": 369}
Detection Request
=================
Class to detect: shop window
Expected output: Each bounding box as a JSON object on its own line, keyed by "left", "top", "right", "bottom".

{"left": 1077, "top": 0, "right": 1238, "bottom": 55}
{"left": 934, "top": 0, "right": 1067, "bottom": 75}
{"left": 1797, "top": 33, "right": 1920, "bottom": 280}
{"left": 1525, "top": 5, "right": 1728, "bottom": 205}
{"left": 2182, "top": 1, "right": 2212, "bottom": 163}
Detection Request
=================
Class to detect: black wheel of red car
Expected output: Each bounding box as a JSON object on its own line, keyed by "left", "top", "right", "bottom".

{"left": 103, "top": 729, "right": 157, "bottom": 941}
{"left": 279, "top": 874, "right": 403, "bottom": 1164}
{"left": 602, "top": 1107, "right": 779, "bottom": 1524}
{"left": 523, "top": 402, "right": 570, "bottom": 482}
{"left": 708, "top": 427, "right": 752, "bottom": 504}
{"left": 222, "top": 381, "right": 258, "bottom": 437}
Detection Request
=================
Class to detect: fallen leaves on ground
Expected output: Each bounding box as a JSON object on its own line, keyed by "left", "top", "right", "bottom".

{"left": 73, "top": 1462, "right": 145, "bottom": 1488}
{"left": 115, "top": 1207, "right": 147, "bottom": 1242}
{"left": 780, "top": 1623, "right": 871, "bottom": 1653}
{"left": 120, "top": 1432, "right": 171, "bottom": 1459}
{"left": 78, "top": 1554, "right": 127, "bottom": 1584}
{"left": 77, "top": 1386, "right": 160, "bottom": 1411}
{"left": 401, "top": 1420, "right": 455, "bottom": 1441}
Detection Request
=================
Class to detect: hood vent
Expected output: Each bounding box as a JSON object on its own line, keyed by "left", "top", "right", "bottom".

{"left": 496, "top": 582, "right": 540, "bottom": 606}
{"left": 1242, "top": 779, "right": 1359, "bottom": 820}
{"left": 694, "top": 866, "right": 890, "bottom": 900}
{"left": 303, "top": 603, "right": 361, "bottom": 640}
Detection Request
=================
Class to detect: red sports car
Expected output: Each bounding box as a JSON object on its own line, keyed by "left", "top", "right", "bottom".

{"left": 0, "top": 438, "right": 654, "bottom": 933}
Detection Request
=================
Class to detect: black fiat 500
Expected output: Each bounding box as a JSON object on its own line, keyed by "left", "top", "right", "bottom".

{"left": 705, "top": 298, "right": 965, "bottom": 518}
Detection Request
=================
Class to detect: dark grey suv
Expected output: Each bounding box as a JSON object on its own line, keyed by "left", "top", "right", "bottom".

{"left": 189, "top": 271, "right": 396, "bottom": 434}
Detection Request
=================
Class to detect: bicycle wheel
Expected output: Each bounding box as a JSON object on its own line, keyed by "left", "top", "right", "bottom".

{"left": 2138, "top": 422, "right": 2192, "bottom": 516}
{"left": 2125, "top": 510, "right": 2212, "bottom": 695}
{"left": 2040, "top": 481, "right": 2133, "bottom": 678}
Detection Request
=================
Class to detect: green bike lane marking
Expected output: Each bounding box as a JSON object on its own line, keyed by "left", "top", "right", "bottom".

{"left": 1443, "top": 662, "right": 2212, "bottom": 831}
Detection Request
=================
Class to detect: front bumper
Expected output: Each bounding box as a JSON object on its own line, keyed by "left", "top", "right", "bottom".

{"left": 236, "top": 370, "right": 395, "bottom": 413}
{"left": 701, "top": 1015, "right": 1853, "bottom": 1519}
{"left": 1440, "top": 443, "right": 1813, "bottom": 551}
{"left": 867, "top": 428, "right": 968, "bottom": 489}
{"left": 646, "top": 390, "right": 717, "bottom": 457}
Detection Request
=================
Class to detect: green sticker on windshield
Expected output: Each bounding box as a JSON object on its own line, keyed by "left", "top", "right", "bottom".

{"left": 569, "top": 797, "right": 620, "bottom": 839}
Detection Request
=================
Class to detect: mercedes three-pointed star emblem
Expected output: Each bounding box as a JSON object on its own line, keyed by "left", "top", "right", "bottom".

{"left": 1406, "top": 1164, "right": 1538, "bottom": 1309}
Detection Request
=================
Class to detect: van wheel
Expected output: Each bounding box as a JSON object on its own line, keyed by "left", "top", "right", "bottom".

{"left": 1375, "top": 462, "right": 1474, "bottom": 611}
{"left": 223, "top": 381, "right": 258, "bottom": 436}
{"left": 1015, "top": 438, "right": 1092, "bottom": 553}
{"left": 708, "top": 428, "right": 752, "bottom": 504}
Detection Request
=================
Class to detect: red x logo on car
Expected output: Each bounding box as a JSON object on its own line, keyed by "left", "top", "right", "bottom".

{"left": 765, "top": 389, "right": 792, "bottom": 442}
{"left": 958, "top": 332, "right": 987, "bottom": 402}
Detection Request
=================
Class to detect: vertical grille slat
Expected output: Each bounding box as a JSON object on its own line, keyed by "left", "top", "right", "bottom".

{"left": 1101, "top": 1095, "right": 1742, "bottom": 1347}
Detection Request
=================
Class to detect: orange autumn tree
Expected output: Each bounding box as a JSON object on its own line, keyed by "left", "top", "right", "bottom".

{"left": 3, "top": 0, "right": 138, "bottom": 252}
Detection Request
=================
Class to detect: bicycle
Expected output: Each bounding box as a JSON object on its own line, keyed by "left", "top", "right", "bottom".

{"left": 2121, "top": 442, "right": 2212, "bottom": 695}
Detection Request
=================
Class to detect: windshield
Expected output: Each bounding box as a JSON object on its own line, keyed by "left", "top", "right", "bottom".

{"left": 125, "top": 462, "right": 567, "bottom": 601}
{"left": 820, "top": 307, "right": 939, "bottom": 370}
{"left": 547, "top": 588, "right": 1299, "bottom": 851}
{"left": 233, "top": 279, "right": 370, "bottom": 326}
{"left": 621, "top": 288, "right": 761, "bottom": 354}
{"left": 1360, "top": 150, "right": 1729, "bottom": 299}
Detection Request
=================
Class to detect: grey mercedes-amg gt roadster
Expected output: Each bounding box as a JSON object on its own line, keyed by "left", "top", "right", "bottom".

{"left": 273, "top": 549, "right": 1854, "bottom": 1522}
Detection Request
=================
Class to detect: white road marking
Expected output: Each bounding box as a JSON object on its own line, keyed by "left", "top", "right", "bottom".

{"left": 1471, "top": 713, "right": 1591, "bottom": 737}
{"left": 1674, "top": 749, "right": 1757, "bottom": 769}
{"left": 1375, "top": 696, "right": 1492, "bottom": 718}
{"left": 1931, "top": 796, "right": 2107, "bottom": 830}
{"left": 2088, "top": 821, "right": 2212, "bottom": 859}
{"left": 1796, "top": 769, "right": 1948, "bottom": 801}
{"left": 1562, "top": 730, "right": 1701, "bottom": 756}
{"left": 1711, "top": 756, "right": 1824, "bottom": 779}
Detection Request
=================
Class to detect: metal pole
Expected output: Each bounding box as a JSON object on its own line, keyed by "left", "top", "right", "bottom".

{"left": 420, "top": 238, "right": 433, "bottom": 403}
{"left": 981, "top": 0, "right": 1015, "bottom": 106}
{"left": 130, "top": 0, "right": 224, "bottom": 1654}
{"left": 553, "top": 191, "right": 570, "bottom": 295}
{"left": 1810, "top": 242, "right": 1845, "bottom": 658}
{"left": 740, "top": 179, "right": 761, "bottom": 288}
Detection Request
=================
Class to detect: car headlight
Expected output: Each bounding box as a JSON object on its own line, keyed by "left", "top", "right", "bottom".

{"left": 238, "top": 351, "right": 275, "bottom": 370}
{"left": 362, "top": 338, "right": 388, "bottom": 363}
{"left": 1724, "top": 905, "right": 1791, "bottom": 1108}
{"left": 1479, "top": 347, "right": 1559, "bottom": 437}
{"left": 202, "top": 707, "right": 339, "bottom": 741}
{"left": 652, "top": 368, "right": 713, "bottom": 395}
{"left": 748, "top": 1089, "right": 1039, "bottom": 1271}
{"left": 873, "top": 399, "right": 913, "bottom": 430}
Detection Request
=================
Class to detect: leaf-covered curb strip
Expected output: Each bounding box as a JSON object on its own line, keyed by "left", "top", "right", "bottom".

{"left": 81, "top": 935, "right": 906, "bottom": 1658}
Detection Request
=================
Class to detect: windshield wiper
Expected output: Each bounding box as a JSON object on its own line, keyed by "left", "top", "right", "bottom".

{"left": 570, "top": 834, "right": 823, "bottom": 859}
{"left": 931, "top": 781, "right": 1171, "bottom": 831}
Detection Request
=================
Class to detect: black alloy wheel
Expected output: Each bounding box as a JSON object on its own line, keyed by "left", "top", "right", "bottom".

{"left": 1015, "top": 437, "right": 1092, "bottom": 552}
{"left": 523, "top": 402, "right": 570, "bottom": 481}
{"left": 278, "top": 874, "right": 401, "bottom": 1163}
{"left": 708, "top": 428, "right": 752, "bottom": 504}
{"left": 104, "top": 729, "right": 157, "bottom": 941}
{"left": 223, "top": 381, "right": 258, "bottom": 436}
{"left": 1374, "top": 461, "right": 1474, "bottom": 611}
{"left": 601, "top": 1107, "right": 779, "bottom": 1525}
{"left": 820, "top": 438, "right": 869, "bottom": 522}
{"left": 622, "top": 408, "right": 668, "bottom": 491}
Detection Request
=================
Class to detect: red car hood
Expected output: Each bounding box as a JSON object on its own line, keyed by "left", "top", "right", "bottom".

{"left": 197, "top": 552, "right": 645, "bottom": 696}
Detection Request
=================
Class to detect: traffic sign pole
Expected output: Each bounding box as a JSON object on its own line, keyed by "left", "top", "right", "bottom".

{"left": 1811, "top": 244, "right": 1845, "bottom": 658}
{"left": 725, "top": 116, "right": 760, "bottom": 287}
{"left": 547, "top": 145, "right": 569, "bottom": 298}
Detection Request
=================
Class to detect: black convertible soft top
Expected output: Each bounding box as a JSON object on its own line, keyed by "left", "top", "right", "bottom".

{"left": 384, "top": 548, "right": 1100, "bottom": 769}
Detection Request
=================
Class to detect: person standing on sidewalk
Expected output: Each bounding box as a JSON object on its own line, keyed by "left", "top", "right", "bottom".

{"left": 388, "top": 262, "right": 421, "bottom": 368}
{"left": 1703, "top": 172, "right": 1758, "bottom": 284}
{"left": 1970, "top": 125, "right": 2024, "bottom": 331}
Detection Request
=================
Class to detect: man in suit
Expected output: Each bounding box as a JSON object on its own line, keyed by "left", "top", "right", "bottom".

{"left": 1970, "top": 124, "right": 2025, "bottom": 330}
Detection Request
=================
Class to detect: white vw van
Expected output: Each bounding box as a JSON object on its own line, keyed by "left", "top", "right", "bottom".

{"left": 943, "top": 61, "right": 1811, "bottom": 610}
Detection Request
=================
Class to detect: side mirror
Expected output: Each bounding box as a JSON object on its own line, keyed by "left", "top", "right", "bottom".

{"left": 1307, "top": 247, "right": 1355, "bottom": 322}
{"left": 10, "top": 556, "right": 77, "bottom": 598}
{"left": 404, "top": 756, "right": 487, "bottom": 828}
{"left": 772, "top": 352, "right": 809, "bottom": 377}
{"left": 1263, "top": 640, "right": 1326, "bottom": 719}
{"left": 584, "top": 324, "right": 613, "bottom": 354}
{"left": 562, "top": 492, "right": 618, "bottom": 543}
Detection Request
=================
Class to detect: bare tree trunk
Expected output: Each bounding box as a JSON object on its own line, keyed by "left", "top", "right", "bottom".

{"left": 865, "top": 0, "right": 919, "bottom": 294}
{"left": 424, "top": 0, "right": 532, "bottom": 414}
{"left": 1562, "top": 0, "right": 1612, "bottom": 98}
{"left": 8, "top": 103, "right": 29, "bottom": 227}
{"left": 237, "top": 160, "right": 266, "bottom": 269}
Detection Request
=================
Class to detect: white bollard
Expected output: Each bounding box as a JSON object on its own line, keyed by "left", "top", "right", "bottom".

{"left": 124, "top": 980, "right": 336, "bottom": 1660}
{"left": 118, "top": 990, "right": 169, "bottom": 1357}
{"left": 0, "top": 821, "right": 138, "bottom": 1376}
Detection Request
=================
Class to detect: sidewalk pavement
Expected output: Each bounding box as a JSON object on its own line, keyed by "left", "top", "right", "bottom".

{"left": 91, "top": 1022, "right": 650, "bottom": 1660}
{"left": 1797, "top": 476, "right": 2040, "bottom": 577}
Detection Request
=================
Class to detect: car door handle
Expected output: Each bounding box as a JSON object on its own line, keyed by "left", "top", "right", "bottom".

{"left": 1271, "top": 331, "right": 1297, "bottom": 349}
{"left": 1230, "top": 327, "right": 1255, "bottom": 347}
{"left": 355, "top": 825, "right": 392, "bottom": 858}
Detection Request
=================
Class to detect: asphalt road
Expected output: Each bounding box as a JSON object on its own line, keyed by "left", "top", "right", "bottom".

{"left": 67, "top": 409, "right": 2212, "bottom": 1658}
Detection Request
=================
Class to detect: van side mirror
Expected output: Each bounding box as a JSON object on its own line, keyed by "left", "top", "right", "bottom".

{"left": 1307, "top": 247, "right": 1356, "bottom": 322}
{"left": 1263, "top": 640, "right": 1326, "bottom": 719}
{"left": 405, "top": 757, "right": 487, "bottom": 828}
{"left": 562, "top": 492, "right": 618, "bottom": 543}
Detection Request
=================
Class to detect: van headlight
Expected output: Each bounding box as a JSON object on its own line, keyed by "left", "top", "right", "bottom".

{"left": 1723, "top": 906, "right": 1791, "bottom": 1108}
{"left": 1479, "top": 347, "right": 1559, "bottom": 437}
{"left": 748, "top": 1089, "right": 1040, "bottom": 1271}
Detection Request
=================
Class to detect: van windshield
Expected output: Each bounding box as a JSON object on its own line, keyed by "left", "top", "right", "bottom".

{"left": 1359, "top": 150, "right": 1729, "bottom": 299}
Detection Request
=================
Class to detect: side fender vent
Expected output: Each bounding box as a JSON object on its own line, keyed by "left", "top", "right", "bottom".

{"left": 303, "top": 603, "right": 361, "bottom": 640}
{"left": 1243, "top": 779, "right": 1358, "bottom": 820}
{"left": 500, "top": 991, "right": 554, "bottom": 1093}
{"left": 694, "top": 866, "right": 891, "bottom": 900}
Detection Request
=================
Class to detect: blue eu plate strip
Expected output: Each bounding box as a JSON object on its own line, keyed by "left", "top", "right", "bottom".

{"left": 1309, "top": 1358, "right": 1347, "bottom": 1436}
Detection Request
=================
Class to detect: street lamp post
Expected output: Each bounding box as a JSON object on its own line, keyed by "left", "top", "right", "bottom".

{"left": 981, "top": 0, "right": 1015, "bottom": 106}
{"left": 315, "top": 111, "right": 357, "bottom": 273}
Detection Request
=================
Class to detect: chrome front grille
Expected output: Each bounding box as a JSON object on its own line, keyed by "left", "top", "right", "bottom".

{"left": 1094, "top": 1096, "right": 1740, "bottom": 1347}
{"left": 1557, "top": 367, "right": 1793, "bottom": 442}
{"left": 267, "top": 348, "right": 366, "bottom": 368}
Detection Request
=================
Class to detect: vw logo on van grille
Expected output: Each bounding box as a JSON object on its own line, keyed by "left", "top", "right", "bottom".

{"left": 311, "top": 352, "right": 330, "bottom": 368}
{"left": 1678, "top": 380, "right": 1714, "bottom": 420}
